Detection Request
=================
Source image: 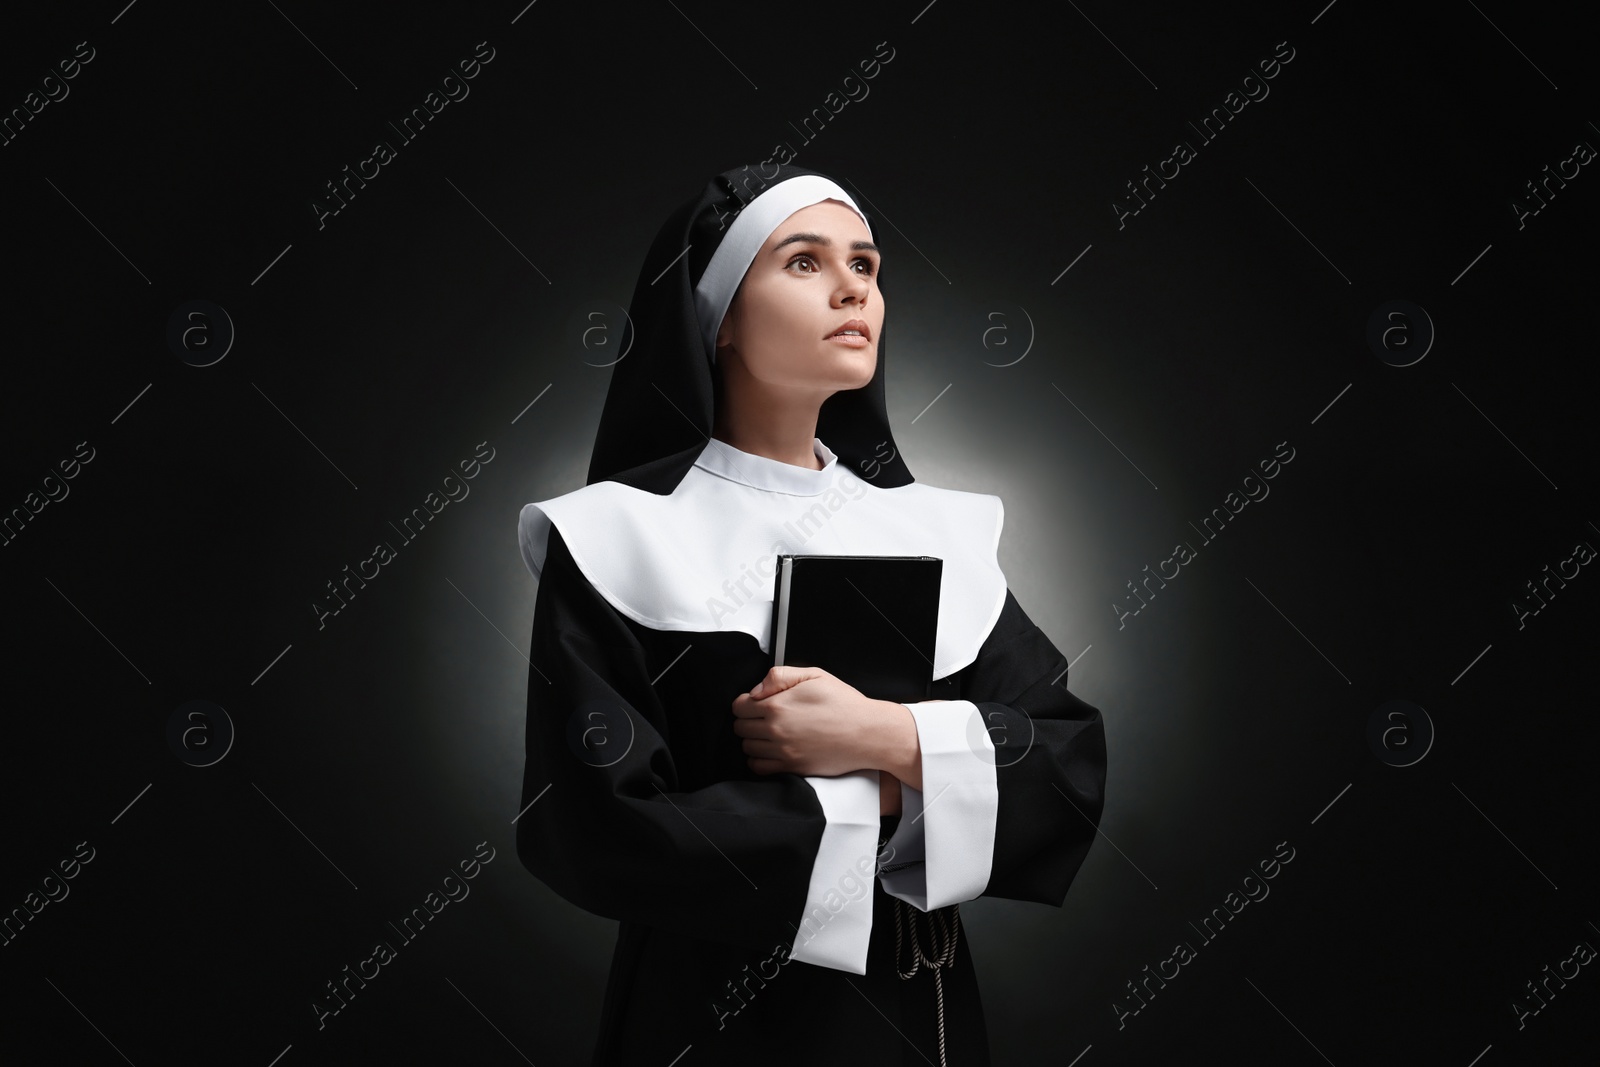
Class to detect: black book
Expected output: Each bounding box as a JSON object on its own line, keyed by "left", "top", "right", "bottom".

{"left": 769, "top": 554, "right": 943, "bottom": 704}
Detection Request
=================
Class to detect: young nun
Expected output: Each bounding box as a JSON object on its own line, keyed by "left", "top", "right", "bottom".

{"left": 514, "top": 163, "right": 1107, "bottom": 1065}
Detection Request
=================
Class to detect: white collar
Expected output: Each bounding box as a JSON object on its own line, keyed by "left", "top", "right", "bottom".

{"left": 692, "top": 436, "right": 840, "bottom": 496}
{"left": 517, "top": 439, "right": 1008, "bottom": 680}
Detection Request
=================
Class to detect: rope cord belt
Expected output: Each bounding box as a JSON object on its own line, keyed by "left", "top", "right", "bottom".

{"left": 892, "top": 896, "right": 962, "bottom": 1067}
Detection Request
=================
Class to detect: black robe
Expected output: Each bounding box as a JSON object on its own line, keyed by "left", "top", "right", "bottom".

{"left": 515, "top": 523, "right": 1107, "bottom": 1065}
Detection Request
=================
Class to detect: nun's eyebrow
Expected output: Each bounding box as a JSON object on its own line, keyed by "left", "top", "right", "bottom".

{"left": 771, "top": 232, "right": 880, "bottom": 254}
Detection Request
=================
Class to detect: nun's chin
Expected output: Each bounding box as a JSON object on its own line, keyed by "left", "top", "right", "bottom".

{"left": 818, "top": 338, "right": 877, "bottom": 365}
{"left": 826, "top": 352, "right": 877, "bottom": 390}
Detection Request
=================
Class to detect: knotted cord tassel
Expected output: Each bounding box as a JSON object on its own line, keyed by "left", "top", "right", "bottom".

{"left": 893, "top": 896, "right": 962, "bottom": 1067}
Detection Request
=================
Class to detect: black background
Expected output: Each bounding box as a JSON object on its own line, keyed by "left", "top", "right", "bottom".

{"left": 2, "top": 0, "right": 1596, "bottom": 1063}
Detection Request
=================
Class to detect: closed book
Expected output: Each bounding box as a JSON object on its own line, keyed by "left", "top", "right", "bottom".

{"left": 769, "top": 554, "right": 942, "bottom": 703}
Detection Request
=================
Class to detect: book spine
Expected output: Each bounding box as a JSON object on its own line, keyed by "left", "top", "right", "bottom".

{"left": 772, "top": 557, "right": 791, "bottom": 665}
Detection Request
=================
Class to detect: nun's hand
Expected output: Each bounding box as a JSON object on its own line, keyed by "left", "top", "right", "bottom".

{"left": 880, "top": 768, "right": 902, "bottom": 816}
{"left": 732, "top": 665, "right": 899, "bottom": 779}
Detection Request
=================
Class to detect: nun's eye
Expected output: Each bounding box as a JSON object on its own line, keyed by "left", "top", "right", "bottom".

{"left": 785, "top": 254, "right": 877, "bottom": 277}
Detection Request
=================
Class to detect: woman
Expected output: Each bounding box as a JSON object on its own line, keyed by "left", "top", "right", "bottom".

{"left": 514, "top": 163, "right": 1107, "bottom": 1065}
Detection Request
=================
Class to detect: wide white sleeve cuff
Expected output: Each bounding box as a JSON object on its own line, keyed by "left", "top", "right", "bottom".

{"left": 878, "top": 700, "right": 998, "bottom": 911}
{"left": 789, "top": 769, "right": 882, "bottom": 974}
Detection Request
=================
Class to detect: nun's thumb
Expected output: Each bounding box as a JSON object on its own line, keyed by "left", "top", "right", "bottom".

{"left": 750, "top": 664, "right": 817, "bottom": 698}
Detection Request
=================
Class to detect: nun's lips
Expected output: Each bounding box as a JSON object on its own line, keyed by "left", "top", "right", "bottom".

{"left": 826, "top": 319, "right": 872, "bottom": 341}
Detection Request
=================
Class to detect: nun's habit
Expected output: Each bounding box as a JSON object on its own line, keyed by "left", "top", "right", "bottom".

{"left": 513, "top": 163, "right": 1107, "bottom": 1065}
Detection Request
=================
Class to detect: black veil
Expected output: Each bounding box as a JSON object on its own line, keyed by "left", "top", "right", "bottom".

{"left": 583, "top": 162, "right": 914, "bottom": 494}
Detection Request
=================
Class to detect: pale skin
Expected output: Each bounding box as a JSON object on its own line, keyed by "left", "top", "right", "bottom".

{"left": 711, "top": 199, "right": 942, "bottom": 816}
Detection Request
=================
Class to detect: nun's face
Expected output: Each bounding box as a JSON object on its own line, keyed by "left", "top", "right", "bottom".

{"left": 715, "top": 199, "right": 883, "bottom": 393}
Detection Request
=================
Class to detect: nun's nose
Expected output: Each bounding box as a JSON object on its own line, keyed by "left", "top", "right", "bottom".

{"left": 835, "top": 275, "right": 869, "bottom": 306}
